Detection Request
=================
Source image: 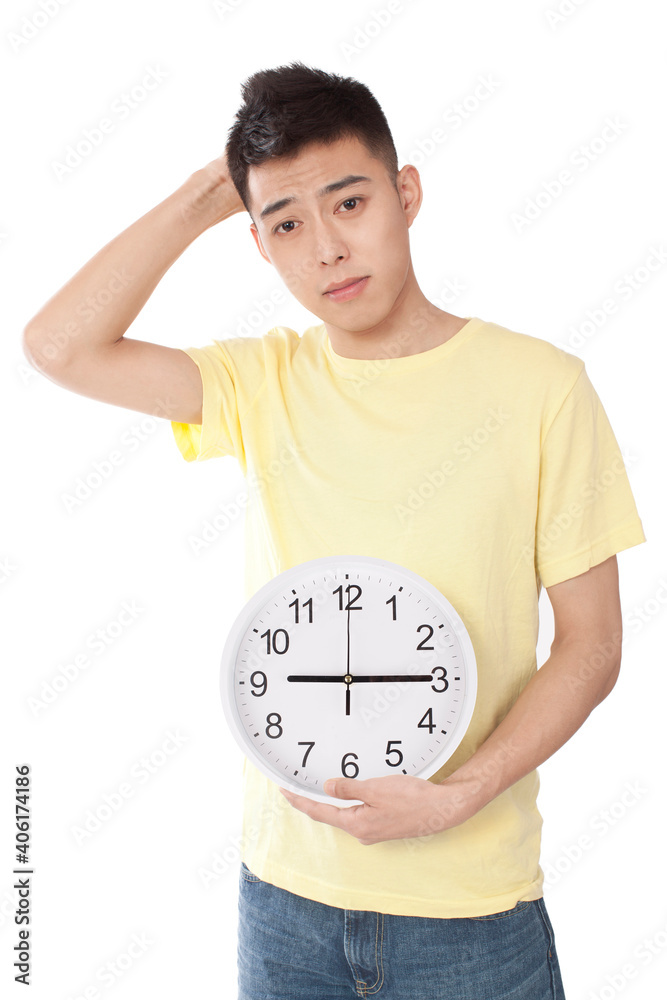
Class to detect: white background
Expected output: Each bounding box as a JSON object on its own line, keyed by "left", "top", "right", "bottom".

{"left": 2, "top": 0, "right": 665, "bottom": 997}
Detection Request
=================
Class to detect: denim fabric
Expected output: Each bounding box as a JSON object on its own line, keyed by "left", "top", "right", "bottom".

{"left": 237, "top": 860, "right": 566, "bottom": 999}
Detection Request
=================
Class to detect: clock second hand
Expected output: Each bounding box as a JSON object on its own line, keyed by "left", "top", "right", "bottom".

{"left": 346, "top": 602, "right": 352, "bottom": 717}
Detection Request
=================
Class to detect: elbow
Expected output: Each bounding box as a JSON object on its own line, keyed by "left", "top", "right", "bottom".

{"left": 22, "top": 324, "right": 66, "bottom": 375}
{"left": 554, "top": 627, "right": 623, "bottom": 706}
{"left": 22, "top": 325, "right": 46, "bottom": 371}
{"left": 591, "top": 628, "right": 623, "bottom": 705}
{"left": 596, "top": 655, "right": 621, "bottom": 704}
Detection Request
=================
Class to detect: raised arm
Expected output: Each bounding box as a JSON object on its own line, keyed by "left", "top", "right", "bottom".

{"left": 21, "top": 153, "right": 245, "bottom": 425}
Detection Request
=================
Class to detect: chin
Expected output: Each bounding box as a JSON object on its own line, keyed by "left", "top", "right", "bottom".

{"left": 316, "top": 299, "right": 392, "bottom": 333}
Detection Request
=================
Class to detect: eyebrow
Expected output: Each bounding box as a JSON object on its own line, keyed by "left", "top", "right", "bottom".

{"left": 259, "top": 174, "right": 372, "bottom": 221}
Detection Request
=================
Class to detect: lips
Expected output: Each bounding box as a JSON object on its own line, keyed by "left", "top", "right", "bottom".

{"left": 323, "top": 276, "right": 370, "bottom": 302}
{"left": 324, "top": 276, "right": 367, "bottom": 294}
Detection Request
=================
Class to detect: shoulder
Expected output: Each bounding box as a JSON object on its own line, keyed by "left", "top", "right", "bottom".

{"left": 468, "top": 318, "right": 594, "bottom": 446}
{"left": 189, "top": 325, "right": 304, "bottom": 371}
{"left": 477, "top": 318, "right": 584, "bottom": 385}
{"left": 475, "top": 319, "right": 587, "bottom": 417}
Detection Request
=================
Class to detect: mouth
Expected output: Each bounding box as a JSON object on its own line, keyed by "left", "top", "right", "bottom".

{"left": 323, "top": 276, "right": 370, "bottom": 302}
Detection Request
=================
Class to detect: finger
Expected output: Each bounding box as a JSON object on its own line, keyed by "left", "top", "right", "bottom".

{"left": 324, "top": 777, "right": 368, "bottom": 800}
{"left": 280, "top": 788, "right": 352, "bottom": 828}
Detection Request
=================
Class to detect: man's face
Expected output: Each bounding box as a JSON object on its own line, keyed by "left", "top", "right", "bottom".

{"left": 246, "top": 134, "right": 421, "bottom": 333}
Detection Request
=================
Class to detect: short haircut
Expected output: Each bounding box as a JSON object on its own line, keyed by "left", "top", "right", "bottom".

{"left": 225, "top": 61, "right": 399, "bottom": 216}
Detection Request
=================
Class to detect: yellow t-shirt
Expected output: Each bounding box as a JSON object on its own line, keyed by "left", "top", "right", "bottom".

{"left": 171, "top": 315, "right": 645, "bottom": 917}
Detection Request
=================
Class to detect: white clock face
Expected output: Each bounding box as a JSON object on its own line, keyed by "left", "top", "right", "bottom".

{"left": 220, "top": 555, "right": 477, "bottom": 807}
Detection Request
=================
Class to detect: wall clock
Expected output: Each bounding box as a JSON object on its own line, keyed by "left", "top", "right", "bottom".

{"left": 220, "top": 554, "right": 477, "bottom": 807}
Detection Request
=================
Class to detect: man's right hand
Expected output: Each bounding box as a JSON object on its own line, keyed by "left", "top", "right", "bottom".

{"left": 181, "top": 151, "right": 247, "bottom": 231}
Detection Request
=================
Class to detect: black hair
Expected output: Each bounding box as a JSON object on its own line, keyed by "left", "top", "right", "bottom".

{"left": 225, "top": 61, "right": 399, "bottom": 216}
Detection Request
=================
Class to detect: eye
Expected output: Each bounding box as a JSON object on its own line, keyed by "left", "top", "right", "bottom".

{"left": 274, "top": 219, "right": 298, "bottom": 235}
{"left": 338, "top": 196, "right": 363, "bottom": 212}
{"left": 272, "top": 196, "right": 364, "bottom": 235}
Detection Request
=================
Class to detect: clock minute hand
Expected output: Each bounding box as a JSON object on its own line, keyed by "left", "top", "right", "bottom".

{"left": 285, "top": 674, "right": 433, "bottom": 683}
{"left": 352, "top": 674, "right": 433, "bottom": 683}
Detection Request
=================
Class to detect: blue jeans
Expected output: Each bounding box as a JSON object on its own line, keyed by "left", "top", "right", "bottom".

{"left": 237, "top": 860, "right": 566, "bottom": 999}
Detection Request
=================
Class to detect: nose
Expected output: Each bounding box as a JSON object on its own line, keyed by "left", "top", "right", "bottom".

{"left": 320, "top": 253, "right": 345, "bottom": 264}
{"left": 319, "top": 247, "right": 346, "bottom": 266}
{"left": 312, "top": 218, "right": 349, "bottom": 267}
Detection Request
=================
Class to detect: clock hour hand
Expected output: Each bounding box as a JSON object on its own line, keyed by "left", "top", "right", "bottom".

{"left": 285, "top": 673, "right": 354, "bottom": 717}
{"left": 286, "top": 675, "right": 347, "bottom": 682}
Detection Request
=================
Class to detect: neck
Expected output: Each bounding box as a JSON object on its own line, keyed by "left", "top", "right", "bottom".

{"left": 323, "top": 260, "right": 466, "bottom": 360}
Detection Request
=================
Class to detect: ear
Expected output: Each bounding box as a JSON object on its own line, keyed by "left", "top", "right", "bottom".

{"left": 395, "top": 163, "right": 423, "bottom": 229}
{"left": 250, "top": 222, "right": 271, "bottom": 265}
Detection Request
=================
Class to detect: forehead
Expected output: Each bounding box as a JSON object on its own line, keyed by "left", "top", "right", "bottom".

{"left": 247, "top": 134, "right": 383, "bottom": 220}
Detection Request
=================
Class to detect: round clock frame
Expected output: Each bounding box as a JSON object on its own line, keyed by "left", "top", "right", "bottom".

{"left": 219, "top": 554, "right": 477, "bottom": 807}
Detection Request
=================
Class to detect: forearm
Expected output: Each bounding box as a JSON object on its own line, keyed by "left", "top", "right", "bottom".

{"left": 22, "top": 163, "right": 241, "bottom": 372}
{"left": 438, "top": 633, "right": 622, "bottom": 818}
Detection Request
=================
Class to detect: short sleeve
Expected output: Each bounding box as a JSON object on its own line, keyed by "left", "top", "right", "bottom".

{"left": 171, "top": 341, "right": 248, "bottom": 465}
{"left": 535, "top": 365, "right": 646, "bottom": 588}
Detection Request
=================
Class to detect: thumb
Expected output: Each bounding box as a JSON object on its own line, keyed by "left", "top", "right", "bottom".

{"left": 324, "top": 777, "right": 364, "bottom": 799}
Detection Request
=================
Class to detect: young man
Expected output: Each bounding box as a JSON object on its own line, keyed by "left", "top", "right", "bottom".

{"left": 23, "top": 62, "right": 645, "bottom": 999}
